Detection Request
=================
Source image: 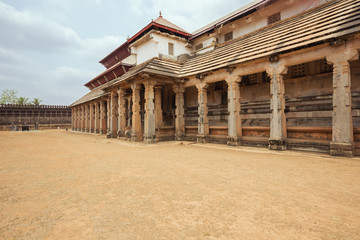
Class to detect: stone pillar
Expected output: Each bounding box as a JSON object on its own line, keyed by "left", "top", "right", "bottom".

{"left": 196, "top": 82, "right": 209, "bottom": 143}
{"left": 327, "top": 49, "right": 358, "bottom": 157}
{"left": 76, "top": 108, "right": 78, "bottom": 131}
{"left": 266, "top": 63, "right": 288, "bottom": 150}
{"left": 108, "top": 91, "right": 117, "bottom": 138}
{"left": 106, "top": 99, "right": 111, "bottom": 137}
{"left": 154, "top": 86, "right": 163, "bottom": 129}
{"left": 143, "top": 80, "right": 156, "bottom": 143}
{"left": 93, "top": 103, "right": 98, "bottom": 133}
{"left": 173, "top": 83, "right": 185, "bottom": 140}
{"left": 86, "top": 105, "right": 90, "bottom": 132}
{"left": 131, "top": 83, "right": 142, "bottom": 142}
{"left": 117, "top": 88, "right": 126, "bottom": 136}
{"left": 77, "top": 107, "right": 80, "bottom": 131}
{"left": 71, "top": 108, "right": 74, "bottom": 130}
{"left": 226, "top": 76, "right": 242, "bottom": 146}
{"left": 127, "top": 95, "right": 132, "bottom": 127}
{"left": 100, "top": 100, "right": 106, "bottom": 134}
{"left": 81, "top": 106, "right": 85, "bottom": 132}
{"left": 89, "top": 104, "right": 93, "bottom": 133}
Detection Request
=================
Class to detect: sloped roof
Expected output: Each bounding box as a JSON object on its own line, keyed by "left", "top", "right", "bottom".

{"left": 154, "top": 15, "right": 189, "bottom": 34}
{"left": 70, "top": 86, "right": 109, "bottom": 107}
{"left": 71, "top": 58, "right": 181, "bottom": 106}
{"left": 181, "top": 0, "right": 360, "bottom": 76}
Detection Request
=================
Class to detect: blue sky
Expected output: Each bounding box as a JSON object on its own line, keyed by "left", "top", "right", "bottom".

{"left": 0, "top": 0, "right": 253, "bottom": 105}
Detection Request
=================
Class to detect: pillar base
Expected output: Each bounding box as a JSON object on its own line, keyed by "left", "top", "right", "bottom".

{"left": 330, "top": 142, "right": 353, "bottom": 157}
{"left": 131, "top": 134, "right": 142, "bottom": 142}
{"left": 117, "top": 130, "right": 125, "bottom": 137}
{"left": 269, "top": 139, "right": 287, "bottom": 151}
{"left": 143, "top": 134, "right": 156, "bottom": 144}
{"left": 197, "top": 134, "right": 208, "bottom": 143}
{"left": 175, "top": 133, "right": 185, "bottom": 141}
{"left": 95, "top": 129, "right": 99, "bottom": 134}
{"left": 227, "top": 137, "right": 241, "bottom": 146}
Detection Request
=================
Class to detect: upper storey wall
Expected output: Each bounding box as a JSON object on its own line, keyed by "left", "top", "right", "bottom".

{"left": 191, "top": 0, "right": 328, "bottom": 54}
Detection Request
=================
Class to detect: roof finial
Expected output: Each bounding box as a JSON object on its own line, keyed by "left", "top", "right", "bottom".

{"left": 159, "top": 10, "right": 162, "bottom": 17}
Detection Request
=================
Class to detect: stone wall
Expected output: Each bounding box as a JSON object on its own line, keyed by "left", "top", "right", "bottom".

{"left": 0, "top": 104, "right": 71, "bottom": 131}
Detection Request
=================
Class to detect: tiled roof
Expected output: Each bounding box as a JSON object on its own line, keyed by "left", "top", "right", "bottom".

{"left": 181, "top": 0, "right": 360, "bottom": 76}
{"left": 154, "top": 16, "right": 190, "bottom": 34}
{"left": 71, "top": 58, "right": 181, "bottom": 106}
{"left": 70, "top": 86, "right": 109, "bottom": 107}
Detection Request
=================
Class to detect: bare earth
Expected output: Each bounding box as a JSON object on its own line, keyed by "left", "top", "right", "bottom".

{"left": 0, "top": 130, "right": 359, "bottom": 240}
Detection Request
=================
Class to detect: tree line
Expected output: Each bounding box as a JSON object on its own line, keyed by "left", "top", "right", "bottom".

{"left": 0, "top": 89, "right": 42, "bottom": 105}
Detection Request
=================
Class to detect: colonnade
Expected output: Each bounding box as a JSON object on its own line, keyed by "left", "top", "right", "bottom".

{"left": 71, "top": 43, "right": 358, "bottom": 156}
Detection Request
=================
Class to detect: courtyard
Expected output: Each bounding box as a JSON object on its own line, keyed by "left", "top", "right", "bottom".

{"left": 0, "top": 130, "right": 359, "bottom": 239}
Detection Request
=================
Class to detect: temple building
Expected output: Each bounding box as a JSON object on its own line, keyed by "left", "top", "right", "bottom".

{"left": 71, "top": 0, "right": 360, "bottom": 157}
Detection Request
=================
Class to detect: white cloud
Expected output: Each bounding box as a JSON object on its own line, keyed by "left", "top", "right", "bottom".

{"left": 0, "top": 2, "right": 82, "bottom": 52}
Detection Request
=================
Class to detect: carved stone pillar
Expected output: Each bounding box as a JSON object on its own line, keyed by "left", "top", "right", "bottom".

{"left": 108, "top": 91, "right": 117, "bottom": 138}
{"left": 131, "top": 83, "right": 142, "bottom": 142}
{"left": 154, "top": 86, "right": 163, "bottom": 129}
{"left": 327, "top": 49, "right": 358, "bottom": 157}
{"left": 72, "top": 108, "right": 75, "bottom": 131}
{"left": 117, "top": 88, "right": 126, "bottom": 137}
{"left": 105, "top": 98, "right": 111, "bottom": 137}
{"left": 266, "top": 63, "right": 288, "bottom": 150}
{"left": 100, "top": 100, "right": 106, "bottom": 134}
{"left": 196, "top": 82, "right": 209, "bottom": 143}
{"left": 76, "top": 108, "right": 79, "bottom": 131}
{"left": 127, "top": 95, "right": 132, "bottom": 127}
{"left": 89, "top": 104, "right": 93, "bottom": 133}
{"left": 81, "top": 106, "right": 85, "bottom": 132}
{"left": 77, "top": 107, "right": 80, "bottom": 131}
{"left": 94, "top": 103, "right": 98, "bottom": 133}
{"left": 173, "top": 83, "right": 185, "bottom": 140}
{"left": 86, "top": 105, "right": 91, "bottom": 132}
{"left": 143, "top": 80, "right": 156, "bottom": 143}
{"left": 226, "top": 75, "right": 242, "bottom": 146}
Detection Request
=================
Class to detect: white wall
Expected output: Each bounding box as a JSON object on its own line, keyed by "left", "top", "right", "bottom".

{"left": 132, "top": 33, "right": 191, "bottom": 65}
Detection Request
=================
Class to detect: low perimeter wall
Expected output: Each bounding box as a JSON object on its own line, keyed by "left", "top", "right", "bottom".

{"left": 0, "top": 104, "right": 71, "bottom": 131}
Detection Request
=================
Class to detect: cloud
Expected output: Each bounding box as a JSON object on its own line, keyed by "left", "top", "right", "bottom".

{"left": 0, "top": 2, "right": 82, "bottom": 53}
{"left": 0, "top": 1, "right": 126, "bottom": 105}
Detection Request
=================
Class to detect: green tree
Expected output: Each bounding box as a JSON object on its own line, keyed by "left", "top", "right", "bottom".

{"left": 31, "top": 98, "right": 42, "bottom": 106}
{"left": 0, "top": 89, "right": 18, "bottom": 104}
{"left": 16, "top": 97, "right": 29, "bottom": 105}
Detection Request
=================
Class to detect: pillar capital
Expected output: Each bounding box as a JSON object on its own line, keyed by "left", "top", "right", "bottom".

{"left": 265, "top": 62, "right": 288, "bottom": 76}
{"left": 143, "top": 79, "right": 156, "bottom": 87}
{"left": 326, "top": 47, "right": 359, "bottom": 64}
{"left": 173, "top": 83, "right": 185, "bottom": 94}
{"left": 196, "top": 82, "right": 208, "bottom": 91}
{"left": 131, "top": 82, "right": 142, "bottom": 91}
{"left": 225, "top": 74, "right": 242, "bottom": 84}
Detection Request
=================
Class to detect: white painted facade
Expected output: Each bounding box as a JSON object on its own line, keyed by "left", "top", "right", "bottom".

{"left": 130, "top": 32, "right": 191, "bottom": 65}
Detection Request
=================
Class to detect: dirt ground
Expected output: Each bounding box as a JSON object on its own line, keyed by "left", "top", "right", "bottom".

{"left": 0, "top": 130, "right": 359, "bottom": 240}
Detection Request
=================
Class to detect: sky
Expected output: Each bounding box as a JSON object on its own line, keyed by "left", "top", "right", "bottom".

{"left": 0, "top": 0, "right": 253, "bottom": 105}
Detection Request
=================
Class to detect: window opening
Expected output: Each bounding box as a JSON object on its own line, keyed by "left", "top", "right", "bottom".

{"left": 268, "top": 12, "right": 281, "bottom": 25}
{"left": 224, "top": 32, "right": 233, "bottom": 42}
{"left": 168, "top": 43, "right": 174, "bottom": 56}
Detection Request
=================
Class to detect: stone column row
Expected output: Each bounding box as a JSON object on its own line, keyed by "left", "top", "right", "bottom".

{"left": 72, "top": 101, "right": 107, "bottom": 134}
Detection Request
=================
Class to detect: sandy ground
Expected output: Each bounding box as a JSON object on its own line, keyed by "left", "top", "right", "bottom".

{"left": 0, "top": 130, "right": 359, "bottom": 240}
